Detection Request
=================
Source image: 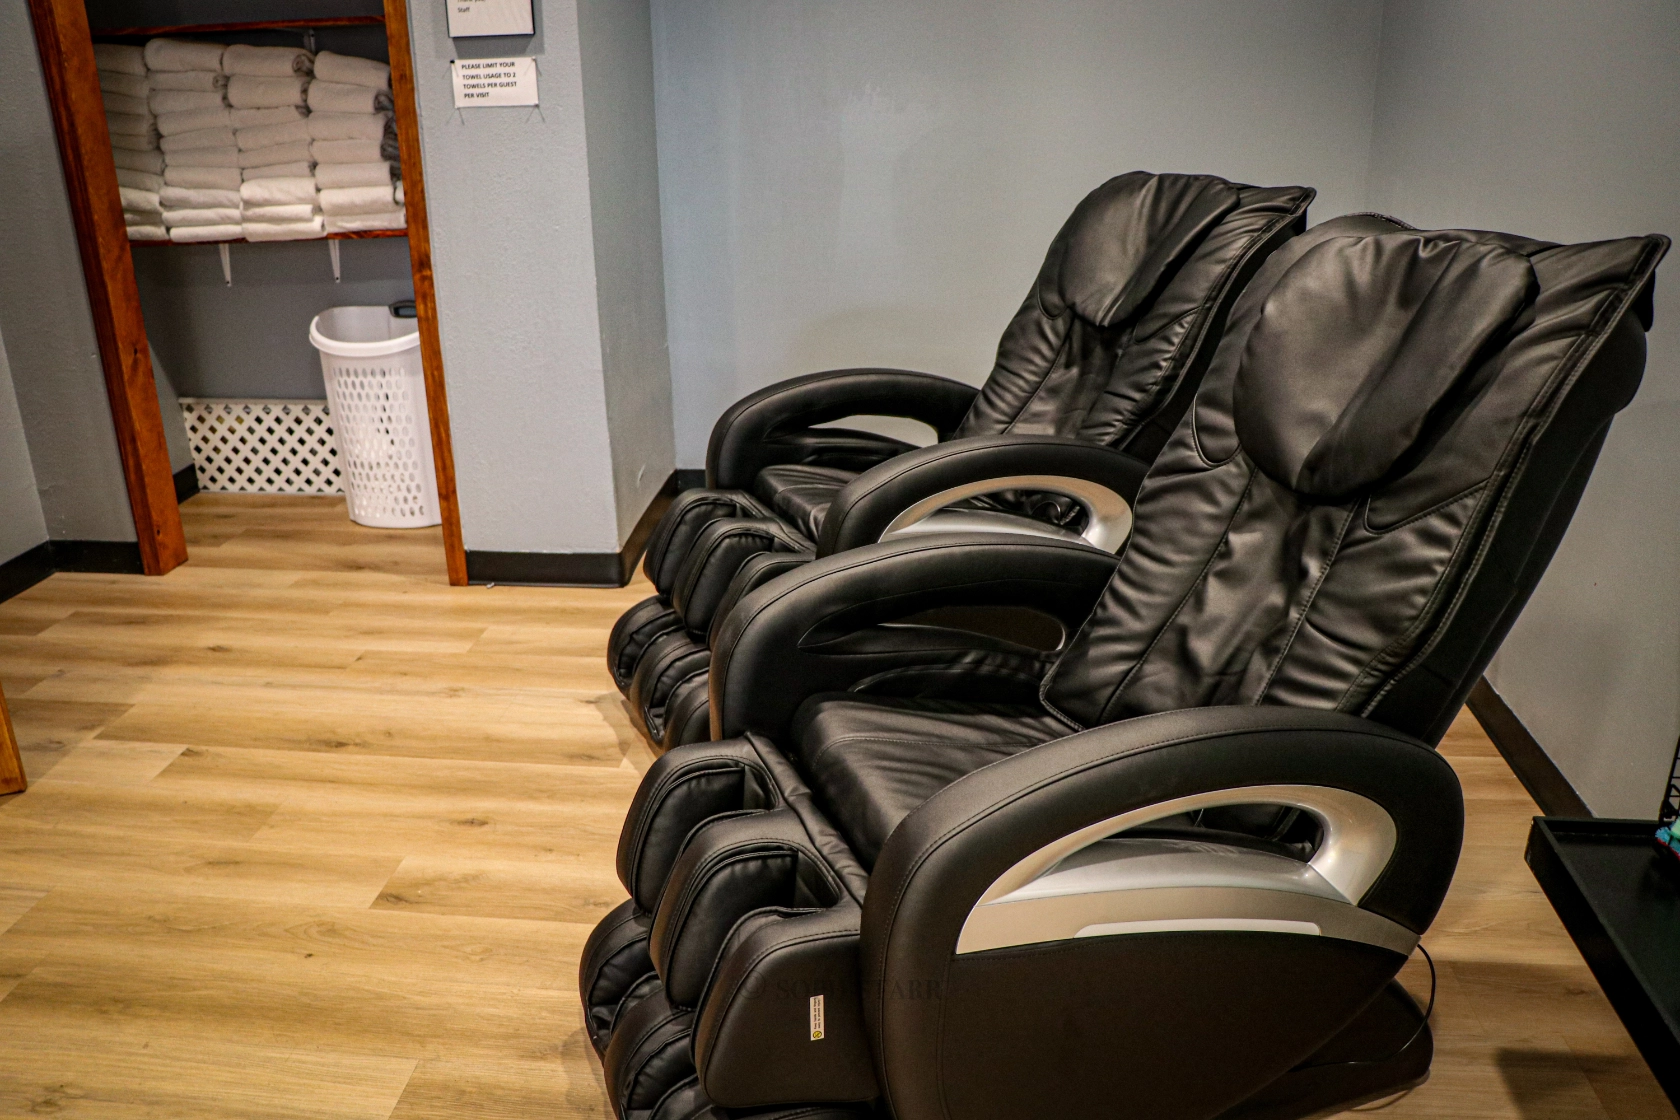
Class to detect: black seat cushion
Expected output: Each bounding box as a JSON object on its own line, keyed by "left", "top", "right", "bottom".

{"left": 790, "top": 694, "right": 1070, "bottom": 868}
{"left": 753, "top": 464, "right": 859, "bottom": 540}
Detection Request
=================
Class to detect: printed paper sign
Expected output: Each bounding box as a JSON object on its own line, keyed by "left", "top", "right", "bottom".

{"left": 450, "top": 57, "right": 539, "bottom": 108}
{"left": 447, "top": 0, "right": 533, "bottom": 38}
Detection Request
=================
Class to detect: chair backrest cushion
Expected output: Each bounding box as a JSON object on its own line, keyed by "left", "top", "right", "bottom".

{"left": 954, "top": 172, "right": 1314, "bottom": 456}
{"left": 1040, "top": 214, "right": 1667, "bottom": 742}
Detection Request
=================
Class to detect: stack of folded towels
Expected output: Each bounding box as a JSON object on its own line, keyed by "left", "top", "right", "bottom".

{"left": 97, "top": 38, "right": 405, "bottom": 243}
{"left": 225, "top": 43, "right": 324, "bottom": 241}
{"left": 308, "top": 52, "right": 406, "bottom": 233}
{"left": 145, "top": 37, "right": 244, "bottom": 243}
{"left": 94, "top": 43, "right": 166, "bottom": 241}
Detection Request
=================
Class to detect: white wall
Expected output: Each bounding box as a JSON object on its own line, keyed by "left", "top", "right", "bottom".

{"left": 0, "top": 324, "right": 48, "bottom": 566}
{"left": 0, "top": 2, "right": 136, "bottom": 543}
{"left": 1367, "top": 0, "right": 1680, "bottom": 816}
{"left": 649, "top": 0, "right": 1386, "bottom": 465}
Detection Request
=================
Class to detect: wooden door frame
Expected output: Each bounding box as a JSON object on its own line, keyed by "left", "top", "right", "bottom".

{"left": 0, "top": 681, "right": 23, "bottom": 796}
{"left": 27, "top": 0, "right": 470, "bottom": 585}
{"left": 29, "top": 0, "right": 185, "bottom": 576}
{"left": 386, "top": 0, "right": 468, "bottom": 584}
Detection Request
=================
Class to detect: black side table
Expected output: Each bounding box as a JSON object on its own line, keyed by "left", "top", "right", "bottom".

{"left": 1526, "top": 817, "right": 1680, "bottom": 1108}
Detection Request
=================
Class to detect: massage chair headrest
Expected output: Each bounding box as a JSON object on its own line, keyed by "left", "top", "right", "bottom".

{"left": 1233, "top": 232, "right": 1538, "bottom": 499}
{"left": 1045, "top": 171, "right": 1242, "bottom": 328}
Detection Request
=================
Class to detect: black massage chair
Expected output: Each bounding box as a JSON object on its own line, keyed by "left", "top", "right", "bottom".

{"left": 611, "top": 171, "right": 1316, "bottom": 751}
{"left": 580, "top": 213, "right": 1666, "bottom": 1120}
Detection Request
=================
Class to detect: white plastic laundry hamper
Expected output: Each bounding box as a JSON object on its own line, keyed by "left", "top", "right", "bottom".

{"left": 308, "top": 305, "right": 441, "bottom": 528}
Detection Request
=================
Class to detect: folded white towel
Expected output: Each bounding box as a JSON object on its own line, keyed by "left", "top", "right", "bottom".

{"left": 99, "top": 71, "right": 150, "bottom": 99}
{"left": 243, "top": 203, "right": 318, "bottom": 222}
{"left": 161, "top": 127, "right": 237, "bottom": 153}
{"left": 236, "top": 119, "right": 311, "bottom": 151}
{"left": 305, "top": 112, "right": 391, "bottom": 142}
{"left": 118, "top": 186, "right": 161, "bottom": 214}
{"left": 144, "top": 38, "right": 227, "bottom": 73}
{"left": 314, "top": 161, "right": 392, "bottom": 189}
{"left": 318, "top": 184, "right": 395, "bottom": 216}
{"left": 150, "top": 89, "right": 226, "bottom": 114}
{"left": 311, "top": 138, "right": 384, "bottom": 165}
{"left": 306, "top": 80, "right": 393, "bottom": 115}
{"left": 165, "top": 166, "right": 243, "bottom": 190}
{"left": 156, "top": 106, "right": 230, "bottom": 136}
{"left": 237, "top": 141, "right": 313, "bottom": 169}
{"left": 102, "top": 91, "right": 149, "bottom": 117}
{"left": 312, "top": 51, "right": 390, "bottom": 90}
{"left": 169, "top": 223, "right": 243, "bottom": 243}
{"left": 162, "top": 207, "right": 244, "bottom": 227}
{"left": 229, "top": 106, "right": 305, "bottom": 129}
{"left": 105, "top": 111, "right": 157, "bottom": 138}
{"left": 127, "top": 224, "right": 169, "bottom": 241}
{"left": 160, "top": 186, "right": 242, "bottom": 209}
{"left": 164, "top": 146, "right": 241, "bottom": 168}
{"left": 222, "top": 44, "right": 315, "bottom": 78}
{"left": 325, "top": 210, "right": 406, "bottom": 233}
{"left": 227, "top": 75, "right": 308, "bottom": 109}
{"left": 242, "top": 216, "right": 326, "bottom": 241}
{"left": 148, "top": 70, "right": 227, "bottom": 92}
{"left": 243, "top": 161, "right": 315, "bottom": 181}
{"left": 113, "top": 148, "right": 166, "bottom": 174}
{"left": 110, "top": 131, "right": 161, "bottom": 153}
{"left": 241, "top": 177, "right": 318, "bottom": 206}
{"left": 94, "top": 44, "right": 147, "bottom": 76}
{"left": 116, "top": 168, "right": 165, "bottom": 193}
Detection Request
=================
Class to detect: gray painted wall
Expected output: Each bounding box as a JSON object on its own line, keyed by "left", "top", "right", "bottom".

{"left": 0, "top": 2, "right": 135, "bottom": 543}
{"left": 648, "top": 0, "right": 1386, "bottom": 465}
{"left": 1368, "top": 0, "right": 1680, "bottom": 817}
{"left": 578, "top": 0, "right": 676, "bottom": 542}
{"left": 0, "top": 325, "right": 48, "bottom": 565}
{"left": 407, "top": 0, "right": 665, "bottom": 554}
{"left": 134, "top": 238, "right": 414, "bottom": 401}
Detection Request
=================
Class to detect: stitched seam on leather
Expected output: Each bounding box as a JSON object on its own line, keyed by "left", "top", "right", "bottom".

{"left": 1255, "top": 502, "right": 1357, "bottom": 701}
{"left": 1001, "top": 317, "right": 1078, "bottom": 433}
{"left": 666, "top": 841, "right": 843, "bottom": 983}
{"left": 801, "top": 732, "right": 1042, "bottom": 769}
{"left": 868, "top": 721, "right": 1419, "bottom": 1101}
{"left": 626, "top": 1023, "right": 692, "bottom": 1105}
{"left": 1363, "top": 240, "right": 1666, "bottom": 715}
{"left": 1085, "top": 464, "right": 1260, "bottom": 727}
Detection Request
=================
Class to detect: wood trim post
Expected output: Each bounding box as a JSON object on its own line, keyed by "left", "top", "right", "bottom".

{"left": 28, "top": 0, "right": 188, "bottom": 576}
{"left": 385, "top": 0, "right": 469, "bottom": 585}
{"left": 0, "top": 682, "right": 24, "bottom": 796}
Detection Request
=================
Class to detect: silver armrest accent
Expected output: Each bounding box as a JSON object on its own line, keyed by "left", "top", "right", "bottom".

{"left": 956, "top": 784, "right": 1413, "bottom": 956}
{"left": 879, "top": 474, "right": 1134, "bottom": 552}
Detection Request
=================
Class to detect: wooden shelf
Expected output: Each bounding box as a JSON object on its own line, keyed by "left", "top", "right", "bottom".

{"left": 129, "top": 228, "right": 406, "bottom": 246}
{"left": 92, "top": 16, "right": 384, "bottom": 39}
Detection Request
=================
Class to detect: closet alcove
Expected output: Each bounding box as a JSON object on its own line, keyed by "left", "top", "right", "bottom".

{"left": 29, "top": 0, "right": 468, "bottom": 583}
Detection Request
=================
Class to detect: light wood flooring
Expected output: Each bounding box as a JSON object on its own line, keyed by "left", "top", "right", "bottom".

{"left": 0, "top": 492, "right": 1670, "bottom": 1120}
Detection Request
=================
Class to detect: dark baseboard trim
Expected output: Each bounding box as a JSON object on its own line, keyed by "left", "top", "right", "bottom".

{"left": 0, "top": 539, "right": 147, "bottom": 605}
{"left": 675, "top": 468, "right": 706, "bottom": 492}
{"left": 174, "top": 464, "right": 200, "bottom": 503}
{"left": 1467, "top": 676, "right": 1592, "bottom": 817}
{"left": 465, "top": 470, "right": 681, "bottom": 588}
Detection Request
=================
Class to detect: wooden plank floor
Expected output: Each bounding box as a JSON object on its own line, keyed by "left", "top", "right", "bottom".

{"left": 0, "top": 492, "right": 1670, "bottom": 1120}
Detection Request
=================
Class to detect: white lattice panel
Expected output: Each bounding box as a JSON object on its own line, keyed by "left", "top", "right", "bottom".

{"left": 179, "top": 399, "right": 343, "bottom": 494}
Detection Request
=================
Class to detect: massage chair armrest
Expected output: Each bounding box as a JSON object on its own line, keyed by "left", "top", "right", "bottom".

{"left": 817, "top": 435, "right": 1151, "bottom": 555}
{"left": 709, "top": 533, "right": 1121, "bottom": 744}
{"left": 860, "top": 706, "right": 1464, "bottom": 1120}
{"left": 860, "top": 705, "right": 1464, "bottom": 1120}
{"left": 706, "top": 369, "right": 979, "bottom": 490}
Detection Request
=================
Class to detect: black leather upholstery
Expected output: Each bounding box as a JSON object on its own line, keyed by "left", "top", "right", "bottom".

{"left": 609, "top": 171, "right": 1316, "bottom": 747}
{"left": 581, "top": 214, "right": 1666, "bottom": 1120}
